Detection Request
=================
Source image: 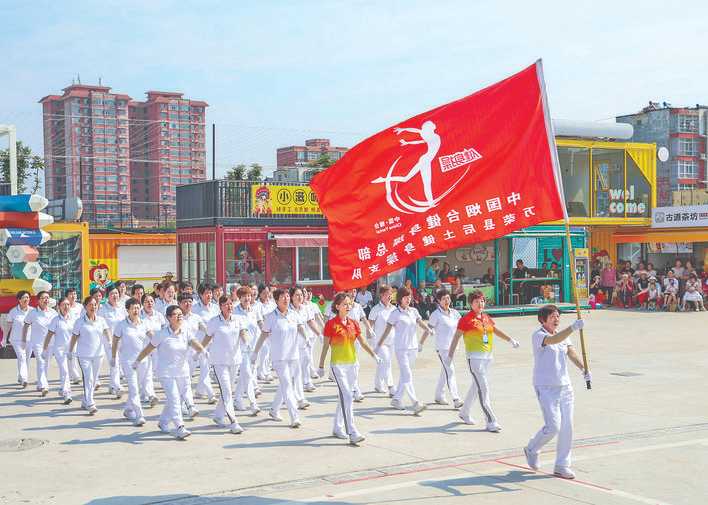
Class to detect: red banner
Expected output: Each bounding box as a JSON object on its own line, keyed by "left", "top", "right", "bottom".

{"left": 311, "top": 61, "right": 565, "bottom": 290}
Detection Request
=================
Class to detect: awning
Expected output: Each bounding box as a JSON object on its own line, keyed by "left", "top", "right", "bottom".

{"left": 273, "top": 234, "right": 328, "bottom": 248}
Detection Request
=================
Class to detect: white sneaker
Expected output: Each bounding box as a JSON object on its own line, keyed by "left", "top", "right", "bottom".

{"left": 207, "top": 396, "right": 217, "bottom": 405}
{"left": 374, "top": 387, "right": 386, "bottom": 394}
{"left": 149, "top": 396, "right": 159, "bottom": 408}
{"left": 158, "top": 421, "right": 171, "bottom": 433}
{"left": 332, "top": 430, "right": 348, "bottom": 439}
{"left": 174, "top": 425, "right": 191, "bottom": 440}
{"left": 553, "top": 467, "right": 576, "bottom": 479}
{"left": 229, "top": 423, "right": 244, "bottom": 434}
{"left": 88, "top": 405, "right": 98, "bottom": 415}
{"left": 187, "top": 406, "right": 200, "bottom": 419}
{"left": 290, "top": 419, "right": 302, "bottom": 429}
{"left": 304, "top": 384, "right": 317, "bottom": 393}
{"left": 234, "top": 403, "right": 248, "bottom": 411}
{"left": 122, "top": 408, "right": 136, "bottom": 421}
{"left": 349, "top": 434, "right": 365, "bottom": 445}
{"left": 434, "top": 397, "right": 449, "bottom": 405}
{"left": 486, "top": 422, "right": 502, "bottom": 433}
{"left": 458, "top": 413, "right": 475, "bottom": 425}
{"left": 134, "top": 417, "right": 146, "bottom": 427}
{"left": 297, "top": 400, "right": 310, "bottom": 410}
{"left": 251, "top": 406, "right": 261, "bottom": 416}
{"left": 213, "top": 417, "right": 228, "bottom": 427}
{"left": 524, "top": 447, "right": 539, "bottom": 470}
{"left": 390, "top": 399, "right": 405, "bottom": 410}
{"left": 63, "top": 397, "right": 73, "bottom": 405}
{"left": 412, "top": 402, "right": 427, "bottom": 415}
{"left": 268, "top": 410, "right": 283, "bottom": 422}
{"left": 353, "top": 393, "right": 365, "bottom": 403}
{"left": 453, "top": 399, "right": 464, "bottom": 409}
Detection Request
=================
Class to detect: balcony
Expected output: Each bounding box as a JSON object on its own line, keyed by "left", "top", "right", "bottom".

{"left": 176, "top": 179, "right": 326, "bottom": 228}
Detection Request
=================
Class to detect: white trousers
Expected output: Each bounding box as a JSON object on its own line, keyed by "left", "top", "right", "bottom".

{"left": 256, "top": 339, "right": 272, "bottom": 378}
{"left": 462, "top": 357, "right": 497, "bottom": 426}
{"left": 11, "top": 341, "right": 30, "bottom": 383}
{"left": 138, "top": 356, "right": 156, "bottom": 401}
{"left": 101, "top": 338, "right": 120, "bottom": 391}
{"left": 29, "top": 342, "right": 48, "bottom": 390}
{"left": 271, "top": 359, "right": 299, "bottom": 422}
{"left": 78, "top": 356, "right": 103, "bottom": 408}
{"left": 527, "top": 385, "right": 574, "bottom": 469}
{"left": 351, "top": 341, "right": 362, "bottom": 396}
{"left": 44, "top": 347, "right": 71, "bottom": 398}
{"left": 234, "top": 352, "right": 258, "bottom": 409}
{"left": 212, "top": 364, "right": 239, "bottom": 425}
{"left": 195, "top": 352, "right": 214, "bottom": 398}
{"left": 331, "top": 363, "right": 361, "bottom": 437}
{"left": 394, "top": 348, "right": 419, "bottom": 404}
{"left": 299, "top": 341, "right": 314, "bottom": 388}
{"left": 120, "top": 361, "right": 145, "bottom": 420}
{"left": 159, "top": 376, "right": 191, "bottom": 429}
{"left": 373, "top": 342, "right": 394, "bottom": 391}
{"left": 435, "top": 350, "right": 460, "bottom": 401}
{"left": 68, "top": 353, "right": 81, "bottom": 381}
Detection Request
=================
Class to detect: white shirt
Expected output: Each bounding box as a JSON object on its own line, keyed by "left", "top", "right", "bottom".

{"left": 326, "top": 301, "right": 365, "bottom": 323}
{"left": 150, "top": 325, "right": 196, "bottom": 378}
{"left": 141, "top": 309, "right": 166, "bottom": 334}
{"left": 254, "top": 299, "right": 276, "bottom": 321}
{"left": 234, "top": 305, "right": 261, "bottom": 350}
{"left": 114, "top": 318, "right": 150, "bottom": 363}
{"left": 532, "top": 326, "right": 573, "bottom": 387}
{"left": 47, "top": 313, "right": 74, "bottom": 350}
{"left": 355, "top": 290, "right": 373, "bottom": 307}
{"left": 368, "top": 302, "right": 396, "bottom": 345}
{"left": 25, "top": 307, "right": 58, "bottom": 346}
{"left": 291, "top": 304, "right": 315, "bottom": 347}
{"left": 118, "top": 294, "right": 130, "bottom": 306}
{"left": 387, "top": 306, "right": 422, "bottom": 351}
{"left": 98, "top": 302, "right": 127, "bottom": 334}
{"left": 67, "top": 302, "right": 83, "bottom": 324}
{"left": 182, "top": 311, "right": 207, "bottom": 341}
{"left": 155, "top": 297, "right": 177, "bottom": 316}
{"left": 428, "top": 307, "right": 461, "bottom": 351}
{"left": 263, "top": 308, "right": 302, "bottom": 362}
{"left": 193, "top": 299, "right": 219, "bottom": 323}
{"left": 7, "top": 305, "right": 31, "bottom": 343}
{"left": 73, "top": 315, "right": 109, "bottom": 358}
{"left": 206, "top": 314, "right": 242, "bottom": 366}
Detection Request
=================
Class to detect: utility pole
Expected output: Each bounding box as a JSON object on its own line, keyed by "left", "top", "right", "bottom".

{"left": 212, "top": 123, "right": 216, "bottom": 180}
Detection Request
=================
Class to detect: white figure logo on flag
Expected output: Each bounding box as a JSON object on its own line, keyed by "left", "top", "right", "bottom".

{"left": 371, "top": 120, "right": 482, "bottom": 214}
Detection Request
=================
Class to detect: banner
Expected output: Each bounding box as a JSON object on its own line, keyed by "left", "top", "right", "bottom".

{"left": 652, "top": 205, "right": 708, "bottom": 228}
{"left": 311, "top": 61, "right": 565, "bottom": 289}
{"left": 251, "top": 184, "right": 321, "bottom": 216}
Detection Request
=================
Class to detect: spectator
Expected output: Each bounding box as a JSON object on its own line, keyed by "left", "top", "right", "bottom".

{"left": 634, "top": 262, "right": 648, "bottom": 282}
{"left": 547, "top": 262, "right": 561, "bottom": 279}
{"left": 640, "top": 277, "right": 662, "bottom": 310}
{"left": 672, "top": 259, "right": 685, "bottom": 279}
{"left": 681, "top": 272, "right": 705, "bottom": 311}
{"left": 646, "top": 262, "right": 657, "bottom": 279}
{"left": 438, "top": 262, "right": 453, "bottom": 283}
{"left": 513, "top": 259, "right": 531, "bottom": 304}
{"left": 620, "top": 261, "right": 634, "bottom": 277}
{"left": 663, "top": 270, "right": 679, "bottom": 311}
{"left": 426, "top": 259, "right": 440, "bottom": 284}
{"left": 455, "top": 267, "right": 467, "bottom": 282}
{"left": 589, "top": 275, "right": 601, "bottom": 297}
{"left": 590, "top": 260, "right": 601, "bottom": 282}
{"left": 616, "top": 273, "right": 634, "bottom": 309}
{"left": 482, "top": 267, "right": 495, "bottom": 285}
{"left": 600, "top": 262, "right": 617, "bottom": 304}
{"left": 635, "top": 271, "right": 649, "bottom": 292}
{"left": 450, "top": 277, "right": 465, "bottom": 308}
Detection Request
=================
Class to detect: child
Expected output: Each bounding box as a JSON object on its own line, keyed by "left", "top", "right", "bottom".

{"left": 524, "top": 305, "right": 590, "bottom": 480}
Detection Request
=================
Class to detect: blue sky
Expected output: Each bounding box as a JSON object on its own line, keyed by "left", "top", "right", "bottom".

{"left": 2, "top": 1, "right": 707, "bottom": 177}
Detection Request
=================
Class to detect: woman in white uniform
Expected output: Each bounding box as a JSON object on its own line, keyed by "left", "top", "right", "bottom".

{"left": 290, "top": 286, "right": 321, "bottom": 398}
{"left": 303, "top": 287, "right": 324, "bottom": 378}
{"left": 524, "top": 305, "right": 589, "bottom": 480}
{"left": 253, "top": 285, "right": 276, "bottom": 382}
{"left": 233, "top": 286, "right": 262, "bottom": 415}
{"left": 368, "top": 285, "right": 396, "bottom": 396}
{"left": 97, "top": 286, "right": 127, "bottom": 398}
{"left": 132, "top": 305, "right": 207, "bottom": 440}
{"left": 202, "top": 295, "right": 248, "bottom": 434}
{"left": 69, "top": 297, "right": 111, "bottom": 415}
{"left": 23, "top": 290, "right": 57, "bottom": 396}
{"left": 420, "top": 289, "right": 463, "bottom": 408}
{"left": 112, "top": 299, "right": 151, "bottom": 426}
{"left": 376, "top": 287, "right": 430, "bottom": 415}
{"left": 252, "top": 288, "right": 307, "bottom": 428}
{"left": 318, "top": 292, "right": 379, "bottom": 445}
{"left": 6, "top": 290, "right": 32, "bottom": 388}
{"left": 64, "top": 288, "right": 83, "bottom": 384}
{"left": 42, "top": 297, "right": 74, "bottom": 404}
{"left": 140, "top": 293, "right": 165, "bottom": 406}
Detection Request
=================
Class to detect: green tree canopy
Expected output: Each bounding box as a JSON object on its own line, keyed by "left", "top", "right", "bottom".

{"left": 0, "top": 141, "right": 44, "bottom": 194}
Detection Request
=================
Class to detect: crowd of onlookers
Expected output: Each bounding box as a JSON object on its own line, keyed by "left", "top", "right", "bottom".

{"left": 590, "top": 258, "right": 707, "bottom": 311}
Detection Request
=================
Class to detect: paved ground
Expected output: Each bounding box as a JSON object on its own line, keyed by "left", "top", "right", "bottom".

{"left": 1, "top": 309, "right": 707, "bottom": 505}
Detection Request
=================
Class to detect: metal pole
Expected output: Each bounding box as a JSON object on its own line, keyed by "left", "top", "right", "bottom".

{"left": 212, "top": 123, "right": 216, "bottom": 180}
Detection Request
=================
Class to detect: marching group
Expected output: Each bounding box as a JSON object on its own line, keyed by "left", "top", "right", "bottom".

{"left": 3, "top": 279, "right": 591, "bottom": 479}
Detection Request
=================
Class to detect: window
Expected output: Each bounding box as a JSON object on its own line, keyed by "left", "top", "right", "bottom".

{"left": 297, "top": 247, "right": 330, "bottom": 282}
{"left": 592, "top": 148, "right": 624, "bottom": 217}
{"left": 270, "top": 244, "right": 293, "bottom": 284}
{"left": 679, "top": 138, "right": 697, "bottom": 156}
{"left": 624, "top": 155, "right": 650, "bottom": 217}
{"left": 225, "top": 242, "right": 265, "bottom": 285}
{"left": 677, "top": 159, "right": 697, "bottom": 179}
{"left": 677, "top": 184, "right": 695, "bottom": 190}
{"left": 678, "top": 115, "right": 698, "bottom": 133}
{"left": 558, "top": 146, "right": 590, "bottom": 217}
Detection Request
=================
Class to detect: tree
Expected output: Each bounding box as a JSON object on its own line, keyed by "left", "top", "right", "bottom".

{"left": 0, "top": 141, "right": 44, "bottom": 194}
{"left": 308, "top": 153, "right": 334, "bottom": 169}
{"left": 246, "top": 163, "right": 263, "bottom": 181}
{"left": 226, "top": 163, "right": 246, "bottom": 181}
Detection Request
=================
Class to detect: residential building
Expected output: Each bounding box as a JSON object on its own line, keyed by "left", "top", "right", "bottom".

{"left": 276, "top": 138, "right": 348, "bottom": 168}
{"left": 129, "top": 91, "right": 208, "bottom": 220}
{"left": 40, "top": 84, "right": 132, "bottom": 225}
{"left": 617, "top": 102, "right": 708, "bottom": 205}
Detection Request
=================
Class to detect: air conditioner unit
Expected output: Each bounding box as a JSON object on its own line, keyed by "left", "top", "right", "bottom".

{"left": 700, "top": 153, "right": 707, "bottom": 160}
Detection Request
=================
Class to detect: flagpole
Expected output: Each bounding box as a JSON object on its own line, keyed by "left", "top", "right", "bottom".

{"left": 536, "top": 58, "right": 591, "bottom": 390}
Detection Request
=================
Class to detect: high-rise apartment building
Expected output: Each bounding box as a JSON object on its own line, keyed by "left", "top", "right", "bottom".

{"left": 40, "top": 84, "right": 132, "bottom": 224}
{"left": 40, "top": 83, "right": 207, "bottom": 226}
{"left": 617, "top": 103, "right": 708, "bottom": 205}
{"left": 274, "top": 139, "right": 348, "bottom": 182}
{"left": 129, "top": 91, "right": 208, "bottom": 220}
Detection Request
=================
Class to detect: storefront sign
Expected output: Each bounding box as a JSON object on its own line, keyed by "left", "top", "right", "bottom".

{"left": 608, "top": 185, "right": 646, "bottom": 216}
{"left": 651, "top": 205, "right": 708, "bottom": 228}
{"left": 251, "top": 184, "right": 321, "bottom": 216}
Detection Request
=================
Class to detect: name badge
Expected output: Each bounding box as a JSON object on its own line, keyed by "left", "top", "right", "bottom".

{"left": 482, "top": 331, "right": 489, "bottom": 345}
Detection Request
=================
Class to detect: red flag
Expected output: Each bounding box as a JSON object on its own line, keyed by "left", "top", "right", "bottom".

{"left": 311, "top": 61, "right": 565, "bottom": 290}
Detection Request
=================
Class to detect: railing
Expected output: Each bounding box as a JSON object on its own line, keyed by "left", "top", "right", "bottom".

{"left": 79, "top": 200, "right": 176, "bottom": 230}
{"left": 176, "top": 179, "right": 326, "bottom": 228}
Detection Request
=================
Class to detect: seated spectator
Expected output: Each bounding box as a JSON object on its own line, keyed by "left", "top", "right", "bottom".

{"left": 646, "top": 262, "right": 657, "bottom": 280}
{"left": 681, "top": 272, "right": 705, "bottom": 311}
{"left": 617, "top": 273, "right": 634, "bottom": 308}
{"left": 663, "top": 271, "right": 680, "bottom": 311}
{"left": 547, "top": 262, "right": 561, "bottom": 279}
{"left": 482, "top": 267, "right": 494, "bottom": 285}
{"left": 450, "top": 277, "right": 466, "bottom": 308}
{"left": 672, "top": 259, "right": 685, "bottom": 279}
{"left": 640, "top": 276, "right": 662, "bottom": 311}
{"left": 438, "top": 262, "right": 454, "bottom": 283}
{"left": 455, "top": 267, "right": 467, "bottom": 282}
{"left": 589, "top": 275, "right": 603, "bottom": 301}
{"left": 634, "top": 261, "right": 648, "bottom": 282}
{"left": 590, "top": 260, "right": 601, "bottom": 282}
{"left": 635, "top": 271, "right": 649, "bottom": 292}
{"left": 620, "top": 260, "right": 634, "bottom": 277}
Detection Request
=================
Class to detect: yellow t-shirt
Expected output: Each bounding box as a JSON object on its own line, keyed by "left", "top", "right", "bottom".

{"left": 324, "top": 317, "right": 360, "bottom": 365}
{"left": 457, "top": 312, "right": 495, "bottom": 354}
